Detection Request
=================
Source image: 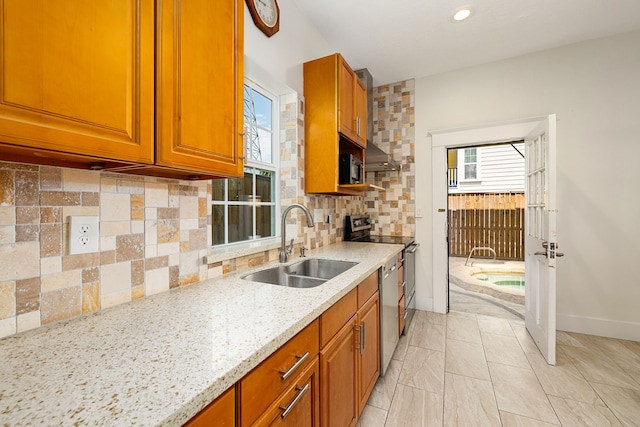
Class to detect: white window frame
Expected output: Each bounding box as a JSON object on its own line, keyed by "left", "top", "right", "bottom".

{"left": 459, "top": 147, "right": 480, "bottom": 182}
{"left": 211, "top": 79, "right": 280, "bottom": 247}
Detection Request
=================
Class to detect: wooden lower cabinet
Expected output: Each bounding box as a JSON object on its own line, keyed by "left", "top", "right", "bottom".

{"left": 239, "top": 320, "right": 319, "bottom": 426}
{"left": 320, "top": 316, "right": 359, "bottom": 427}
{"left": 252, "top": 357, "right": 320, "bottom": 427}
{"left": 187, "top": 273, "right": 381, "bottom": 427}
{"left": 357, "top": 292, "right": 380, "bottom": 415}
{"left": 320, "top": 289, "right": 380, "bottom": 427}
{"left": 184, "top": 387, "right": 235, "bottom": 427}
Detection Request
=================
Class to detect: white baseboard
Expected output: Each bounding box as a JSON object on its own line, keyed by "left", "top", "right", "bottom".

{"left": 416, "top": 297, "right": 434, "bottom": 312}
{"left": 557, "top": 314, "right": 640, "bottom": 342}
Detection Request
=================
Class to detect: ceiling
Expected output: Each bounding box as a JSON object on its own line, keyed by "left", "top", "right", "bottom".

{"left": 293, "top": 0, "right": 640, "bottom": 86}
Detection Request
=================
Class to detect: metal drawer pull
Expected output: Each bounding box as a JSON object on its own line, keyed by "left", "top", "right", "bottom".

{"left": 279, "top": 383, "right": 310, "bottom": 419}
{"left": 361, "top": 322, "right": 366, "bottom": 352}
{"left": 407, "top": 244, "right": 420, "bottom": 253}
{"left": 279, "top": 352, "right": 310, "bottom": 380}
{"left": 390, "top": 265, "right": 396, "bottom": 272}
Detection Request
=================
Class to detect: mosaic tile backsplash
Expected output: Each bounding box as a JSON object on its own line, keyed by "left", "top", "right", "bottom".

{"left": 0, "top": 79, "right": 414, "bottom": 339}
{"left": 364, "top": 79, "right": 416, "bottom": 237}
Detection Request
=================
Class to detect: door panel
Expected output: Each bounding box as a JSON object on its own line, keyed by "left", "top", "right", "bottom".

{"left": 338, "top": 59, "right": 355, "bottom": 140}
{"left": 156, "top": 0, "right": 244, "bottom": 176}
{"left": 524, "top": 114, "right": 557, "bottom": 365}
{"left": 0, "top": 0, "right": 154, "bottom": 163}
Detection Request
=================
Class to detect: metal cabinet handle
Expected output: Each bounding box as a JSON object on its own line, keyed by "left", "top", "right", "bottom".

{"left": 390, "top": 265, "right": 396, "bottom": 272}
{"left": 407, "top": 244, "right": 420, "bottom": 253}
{"left": 534, "top": 251, "right": 547, "bottom": 256}
{"left": 279, "top": 352, "right": 310, "bottom": 380}
{"left": 279, "top": 383, "right": 310, "bottom": 419}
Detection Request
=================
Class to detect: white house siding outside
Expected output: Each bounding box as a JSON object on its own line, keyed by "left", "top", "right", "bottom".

{"left": 450, "top": 142, "right": 525, "bottom": 193}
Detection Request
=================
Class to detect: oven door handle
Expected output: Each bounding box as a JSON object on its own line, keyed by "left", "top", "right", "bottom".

{"left": 406, "top": 243, "right": 420, "bottom": 253}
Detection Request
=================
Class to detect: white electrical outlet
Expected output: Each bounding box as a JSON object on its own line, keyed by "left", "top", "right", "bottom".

{"left": 69, "top": 216, "right": 99, "bottom": 255}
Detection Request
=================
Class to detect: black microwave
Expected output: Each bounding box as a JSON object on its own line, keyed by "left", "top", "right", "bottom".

{"left": 339, "top": 154, "right": 362, "bottom": 184}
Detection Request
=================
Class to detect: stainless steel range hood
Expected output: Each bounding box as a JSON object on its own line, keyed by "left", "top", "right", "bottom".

{"left": 355, "top": 68, "right": 399, "bottom": 173}
{"left": 365, "top": 143, "right": 399, "bottom": 171}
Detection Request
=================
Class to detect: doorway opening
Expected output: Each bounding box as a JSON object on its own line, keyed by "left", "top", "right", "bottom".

{"left": 447, "top": 142, "right": 525, "bottom": 320}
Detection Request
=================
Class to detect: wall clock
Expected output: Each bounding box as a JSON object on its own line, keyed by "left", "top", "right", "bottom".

{"left": 246, "top": 0, "right": 280, "bottom": 37}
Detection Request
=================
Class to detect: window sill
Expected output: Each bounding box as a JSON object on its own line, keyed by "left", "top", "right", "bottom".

{"left": 206, "top": 237, "right": 304, "bottom": 264}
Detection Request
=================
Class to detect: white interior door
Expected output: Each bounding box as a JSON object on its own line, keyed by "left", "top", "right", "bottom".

{"left": 524, "top": 114, "right": 558, "bottom": 365}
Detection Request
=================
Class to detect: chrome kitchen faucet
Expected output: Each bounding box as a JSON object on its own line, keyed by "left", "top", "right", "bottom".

{"left": 280, "top": 203, "right": 314, "bottom": 262}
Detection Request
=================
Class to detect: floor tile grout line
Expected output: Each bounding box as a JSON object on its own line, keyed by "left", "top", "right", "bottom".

{"left": 587, "top": 379, "right": 637, "bottom": 426}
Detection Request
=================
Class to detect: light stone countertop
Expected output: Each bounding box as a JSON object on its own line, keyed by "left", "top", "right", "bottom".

{"left": 0, "top": 242, "right": 403, "bottom": 426}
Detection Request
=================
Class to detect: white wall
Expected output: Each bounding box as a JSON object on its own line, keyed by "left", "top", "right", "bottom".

{"left": 415, "top": 30, "right": 640, "bottom": 340}
{"left": 244, "top": 2, "right": 333, "bottom": 94}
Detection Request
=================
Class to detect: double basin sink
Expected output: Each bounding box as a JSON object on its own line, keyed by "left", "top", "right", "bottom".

{"left": 241, "top": 258, "right": 358, "bottom": 288}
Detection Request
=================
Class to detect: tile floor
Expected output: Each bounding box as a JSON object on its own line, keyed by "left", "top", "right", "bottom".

{"left": 357, "top": 310, "right": 640, "bottom": 426}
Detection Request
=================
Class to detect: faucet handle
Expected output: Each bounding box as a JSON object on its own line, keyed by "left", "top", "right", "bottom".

{"left": 286, "top": 238, "right": 294, "bottom": 255}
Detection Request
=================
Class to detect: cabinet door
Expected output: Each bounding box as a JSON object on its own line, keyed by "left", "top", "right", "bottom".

{"left": 320, "top": 317, "right": 358, "bottom": 427}
{"left": 353, "top": 79, "right": 367, "bottom": 148}
{"left": 0, "top": 0, "right": 154, "bottom": 163}
{"left": 253, "top": 358, "right": 320, "bottom": 427}
{"left": 357, "top": 292, "right": 380, "bottom": 414}
{"left": 338, "top": 59, "right": 356, "bottom": 142}
{"left": 157, "top": 0, "right": 244, "bottom": 177}
{"left": 184, "top": 386, "right": 235, "bottom": 427}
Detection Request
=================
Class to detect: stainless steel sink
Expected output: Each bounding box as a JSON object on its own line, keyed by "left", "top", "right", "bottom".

{"left": 241, "top": 258, "right": 358, "bottom": 288}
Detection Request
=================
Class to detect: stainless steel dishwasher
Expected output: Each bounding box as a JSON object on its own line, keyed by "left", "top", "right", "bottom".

{"left": 379, "top": 256, "right": 399, "bottom": 376}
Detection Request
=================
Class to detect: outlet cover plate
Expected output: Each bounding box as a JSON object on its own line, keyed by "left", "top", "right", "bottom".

{"left": 69, "top": 216, "right": 99, "bottom": 255}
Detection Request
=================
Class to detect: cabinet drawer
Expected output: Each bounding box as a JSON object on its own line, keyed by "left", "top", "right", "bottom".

{"left": 184, "top": 386, "right": 235, "bottom": 427}
{"left": 357, "top": 271, "right": 378, "bottom": 309}
{"left": 239, "top": 319, "right": 319, "bottom": 426}
{"left": 320, "top": 287, "right": 357, "bottom": 348}
{"left": 252, "top": 357, "right": 320, "bottom": 427}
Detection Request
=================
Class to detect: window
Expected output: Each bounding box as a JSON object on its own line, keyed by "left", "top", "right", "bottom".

{"left": 463, "top": 148, "right": 478, "bottom": 180}
{"left": 212, "top": 81, "right": 279, "bottom": 246}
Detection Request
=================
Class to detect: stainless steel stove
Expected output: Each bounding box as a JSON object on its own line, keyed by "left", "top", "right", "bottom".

{"left": 344, "top": 214, "right": 419, "bottom": 376}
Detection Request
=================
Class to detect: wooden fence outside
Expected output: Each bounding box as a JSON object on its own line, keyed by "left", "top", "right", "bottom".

{"left": 448, "top": 193, "right": 525, "bottom": 260}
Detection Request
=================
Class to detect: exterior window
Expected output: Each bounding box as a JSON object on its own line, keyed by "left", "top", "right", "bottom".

{"left": 212, "top": 81, "right": 278, "bottom": 246}
{"left": 463, "top": 148, "right": 478, "bottom": 180}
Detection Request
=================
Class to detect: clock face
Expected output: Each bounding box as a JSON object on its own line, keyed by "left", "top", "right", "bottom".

{"left": 253, "top": 0, "right": 278, "bottom": 28}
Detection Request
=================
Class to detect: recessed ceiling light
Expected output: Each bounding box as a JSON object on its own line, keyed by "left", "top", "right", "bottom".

{"left": 451, "top": 6, "right": 474, "bottom": 23}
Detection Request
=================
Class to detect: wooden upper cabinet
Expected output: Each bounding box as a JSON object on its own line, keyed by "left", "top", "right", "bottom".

{"left": 0, "top": 0, "right": 243, "bottom": 179}
{"left": 304, "top": 53, "right": 371, "bottom": 195}
{"left": 0, "top": 0, "right": 155, "bottom": 165}
{"left": 354, "top": 79, "right": 367, "bottom": 147}
{"left": 337, "top": 57, "right": 366, "bottom": 148}
{"left": 156, "top": 0, "right": 244, "bottom": 178}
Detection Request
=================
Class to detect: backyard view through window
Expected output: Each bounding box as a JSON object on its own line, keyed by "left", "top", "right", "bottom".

{"left": 212, "top": 82, "right": 278, "bottom": 246}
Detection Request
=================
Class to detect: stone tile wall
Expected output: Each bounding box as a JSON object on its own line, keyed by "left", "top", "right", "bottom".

{"left": 0, "top": 163, "right": 209, "bottom": 339}
{"left": 364, "top": 79, "right": 416, "bottom": 236}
